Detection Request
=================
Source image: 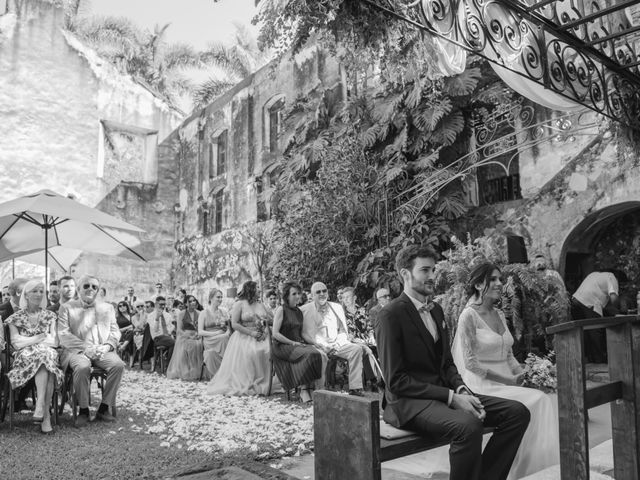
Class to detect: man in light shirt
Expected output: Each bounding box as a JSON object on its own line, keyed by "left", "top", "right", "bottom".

{"left": 146, "top": 296, "right": 175, "bottom": 361}
{"left": 301, "top": 282, "right": 369, "bottom": 395}
{"left": 58, "top": 275, "right": 124, "bottom": 426}
{"left": 571, "top": 270, "right": 622, "bottom": 363}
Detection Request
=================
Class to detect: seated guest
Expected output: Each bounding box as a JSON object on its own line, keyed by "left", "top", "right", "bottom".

{"left": 115, "top": 301, "right": 135, "bottom": 356}
{"left": 207, "top": 281, "right": 275, "bottom": 396}
{"left": 263, "top": 289, "right": 278, "bottom": 320}
{"left": 4, "top": 279, "right": 64, "bottom": 433}
{"left": 58, "top": 275, "right": 124, "bottom": 426}
{"left": 98, "top": 287, "right": 108, "bottom": 303}
{"left": 166, "top": 295, "right": 203, "bottom": 381}
{"left": 342, "top": 287, "right": 375, "bottom": 346}
{"left": 146, "top": 296, "right": 175, "bottom": 362}
{"left": 368, "top": 287, "right": 391, "bottom": 341}
{"left": 123, "top": 286, "right": 137, "bottom": 310}
{"left": 198, "top": 289, "right": 230, "bottom": 378}
{"left": 272, "top": 282, "right": 322, "bottom": 403}
{"left": 1, "top": 277, "right": 31, "bottom": 409}
{"left": 301, "top": 282, "right": 370, "bottom": 395}
{"left": 46, "top": 280, "right": 61, "bottom": 313}
{"left": 154, "top": 282, "right": 164, "bottom": 300}
{"left": 58, "top": 275, "right": 77, "bottom": 306}
{"left": 342, "top": 286, "right": 380, "bottom": 387}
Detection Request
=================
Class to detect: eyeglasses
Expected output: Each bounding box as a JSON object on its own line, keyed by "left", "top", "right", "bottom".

{"left": 159, "top": 303, "right": 167, "bottom": 308}
{"left": 136, "top": 305, "right": 144, "bottom": 309}
{"left": 83, "top": 283, "right": 99, "bottom": 291}
{"left": 314, "top": 289, "right": 328, "bottom": 294}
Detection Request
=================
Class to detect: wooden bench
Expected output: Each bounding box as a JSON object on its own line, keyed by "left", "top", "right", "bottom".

{"left": 314, "top": 390, "right": 493, "bottom": 480}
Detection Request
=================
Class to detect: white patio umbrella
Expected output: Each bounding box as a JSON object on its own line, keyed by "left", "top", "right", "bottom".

{"left": 0, "top": 189, "right": 146, "bottom": 280}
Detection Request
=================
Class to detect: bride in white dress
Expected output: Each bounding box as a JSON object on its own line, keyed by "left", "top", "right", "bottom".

{"left": 452, "top": 262, "right": 559, "bottom": 479}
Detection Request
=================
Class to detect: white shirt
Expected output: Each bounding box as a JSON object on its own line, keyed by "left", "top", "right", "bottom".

{"left": 405, "top": 292, "right": 439, "bottom": 342}
{"left": 573, "top": 272, "right": 618, "bottom": 316}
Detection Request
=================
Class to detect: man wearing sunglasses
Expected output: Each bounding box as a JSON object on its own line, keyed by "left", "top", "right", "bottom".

{"left": 58, "top": 274, "right": 124, "bottom": 426}
{"left": 301, "top": 282, "right": 369, "bottom": 396}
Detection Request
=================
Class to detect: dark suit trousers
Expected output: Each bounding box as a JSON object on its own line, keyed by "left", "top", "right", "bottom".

{"left": 404, "top": 394, "right": 530, "bottom": 480}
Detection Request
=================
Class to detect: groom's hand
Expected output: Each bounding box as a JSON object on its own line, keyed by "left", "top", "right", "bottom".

{"left": 451, "top": 393, "right": 485, "bottom": 420}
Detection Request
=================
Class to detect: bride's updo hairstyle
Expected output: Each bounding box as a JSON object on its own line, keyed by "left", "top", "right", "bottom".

{"left": 237, "top": 281, "right": 259, "bottom": 303}
{"left": 465, "top": 262, "right": 501, "bottom": 301}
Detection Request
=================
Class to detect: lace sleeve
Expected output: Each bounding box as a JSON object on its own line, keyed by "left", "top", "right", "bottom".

{"left": 456, "top": 309, "right": 488, "bottom": 378}
{"left": 499, "top": 310, "right": 523, "bottom": 374}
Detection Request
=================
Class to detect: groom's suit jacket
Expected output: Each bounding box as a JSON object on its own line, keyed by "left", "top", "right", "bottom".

{"left": 377, "top": 293, "right": 465, "bottom": 428}
{"left": 58, "top": 299, "right": 120, "bottom": 368}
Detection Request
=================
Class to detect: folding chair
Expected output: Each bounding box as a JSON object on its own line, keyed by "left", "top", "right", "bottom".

{"left": 60, "top": 365, "right": 116, "bottom": 423}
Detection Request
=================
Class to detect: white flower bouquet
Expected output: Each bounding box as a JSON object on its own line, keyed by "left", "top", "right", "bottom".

{"left": 522, "top": 351, "right": 557, "bottom": 393}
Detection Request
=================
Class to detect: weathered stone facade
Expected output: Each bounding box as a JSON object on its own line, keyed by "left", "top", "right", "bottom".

{"left": 154, "top": 46, "right": 342, "bottom": 301}
{"left": 0, "top": 0, "right": 183, "bottom": 297}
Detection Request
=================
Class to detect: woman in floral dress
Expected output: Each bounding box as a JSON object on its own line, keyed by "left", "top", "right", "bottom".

{"left": 197, "top": 288, "right": 230, "bottom": 379}
{"left": 4, "top": 279, "right": 64, "bottom": 433}
{"left": 207, "top": 281, "right": 277, "bottom": 395}
{"left": 167, "top": 295, "right": 204, "bottom": 381}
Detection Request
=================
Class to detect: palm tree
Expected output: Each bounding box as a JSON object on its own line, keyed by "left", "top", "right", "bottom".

{"left": 65, "top": 14, "right": 269, "bottom": 112}
{"left": 65, "top": 15, "right": 201, "bottom": 108}
{"left": 192, "top": 22, "right": 268, "bottom": 110}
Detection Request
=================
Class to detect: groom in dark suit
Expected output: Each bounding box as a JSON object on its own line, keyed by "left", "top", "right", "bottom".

{"left": 377, "top": 245, "right": 530, "bottom": 480}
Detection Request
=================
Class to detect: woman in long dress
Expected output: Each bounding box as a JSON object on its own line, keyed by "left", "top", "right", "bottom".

{"left": 271, "top": 282, "right": 322, "bottom": 403}
{"left": 166, "top": 294, "right": 204, "bottom": 381}
{"left": 452, "top": 262, "right": 559, "bottom": 479}
{"left": 207, "top": 281, "right": 274, "bottom": 396}
{"left": 4, "top": 279, "right": 64, "bottom": 433}
{"left": 198, "top": 288, "right": 230, "bottom": 379}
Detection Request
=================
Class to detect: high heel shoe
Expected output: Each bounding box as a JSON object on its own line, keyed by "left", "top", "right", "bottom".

{"left": 40, "top": 417, "right": 53, "bottom": 434}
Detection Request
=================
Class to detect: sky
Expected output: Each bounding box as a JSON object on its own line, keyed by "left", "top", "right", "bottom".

{"left": 85, "top": 0, "right": 259, "bottom": 49}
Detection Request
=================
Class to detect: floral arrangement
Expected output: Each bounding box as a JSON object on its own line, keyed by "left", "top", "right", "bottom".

{"left": 522, "top": 352, "right": 557, "bottom": 393}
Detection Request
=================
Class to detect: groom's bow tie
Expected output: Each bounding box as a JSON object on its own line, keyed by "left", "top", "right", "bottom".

{"left": 82, "top": 302, "right": 96, "bottom": 310}
{"left": 418, "top": 302, "right": 435, "bottom": 313}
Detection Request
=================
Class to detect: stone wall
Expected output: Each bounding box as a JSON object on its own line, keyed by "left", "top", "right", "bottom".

{"left": 164, "top": 46, "right": 343, "bottom": 299}
{"left": 0, "top": 0, "right": 183, "bottom": 293}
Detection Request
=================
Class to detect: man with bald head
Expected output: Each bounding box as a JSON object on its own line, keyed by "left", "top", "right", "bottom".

{"left": 301, "top": 282, "right": 368, "bottom": 395}
{"left": 58, "top": 274, "right": 124, "bottom": 426}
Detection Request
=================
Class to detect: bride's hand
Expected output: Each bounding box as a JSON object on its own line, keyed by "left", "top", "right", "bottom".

{"left": 514, "top": 372, "right": 525, "bottom": 385}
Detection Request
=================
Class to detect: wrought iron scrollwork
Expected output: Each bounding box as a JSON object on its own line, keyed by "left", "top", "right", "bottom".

{"left": 365, "top": 0, "right": 640, "bottom": 129}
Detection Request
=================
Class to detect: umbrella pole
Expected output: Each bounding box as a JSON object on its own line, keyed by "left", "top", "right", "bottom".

{"left": 44, "top": 222, "right": 49, "bottom": 288}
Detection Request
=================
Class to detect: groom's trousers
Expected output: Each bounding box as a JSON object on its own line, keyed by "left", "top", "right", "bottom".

{"left": 404, "top": 394, "right": 530, "bottom": 480}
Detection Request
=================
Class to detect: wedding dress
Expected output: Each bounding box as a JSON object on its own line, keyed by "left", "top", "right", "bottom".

{"left": 451, "top": 306, "right": 560, "bottom": 479}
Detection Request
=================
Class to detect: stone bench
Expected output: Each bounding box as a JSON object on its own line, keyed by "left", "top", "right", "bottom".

{"left": 313, "top": 390, "right": 493, "bottom": 480}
